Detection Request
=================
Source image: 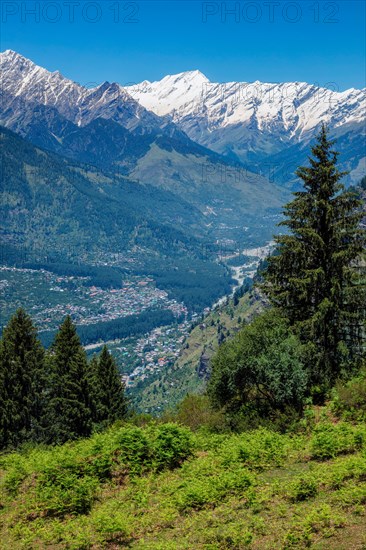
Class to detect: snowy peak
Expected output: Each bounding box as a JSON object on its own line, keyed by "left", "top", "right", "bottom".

{"left": 1, "top": 50, "right": 364, "bottom": 184}
{"left": 0, "top": 49, "right": 84, "bottom": 113}
{"left": 162, "top": 69, "right": 209, "bottom": 86}
{"left": 128, "top": 71, "right": 364, "bottom": 131}
{"left": 126, "top": 69, "right": 365, "bottom": 163}
{"left": 150, "top": 69, "right": 209, "bottom": 90}
{"left": 126, "top": 70, "right": 210, "bottom": 116}
{"left": 0, "top": 50, "right": 169, "bottom": 132}
{"left": 1, "top": 49, "right": 34, "bottom": 66}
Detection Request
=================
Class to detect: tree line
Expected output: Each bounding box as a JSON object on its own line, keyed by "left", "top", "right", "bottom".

{"left": 209, "top": 125, "right": 365, "bottom": 424}
{"left": 0, "top": 310, "right": 127, "bottom": 450}
{"left": 40, "top": 309, "right": 179, "bottom": 348}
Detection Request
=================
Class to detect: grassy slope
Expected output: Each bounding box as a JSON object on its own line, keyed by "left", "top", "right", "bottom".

{"left": 1, "top": 416, "right": 366, "bottom": 549}
{"left": 133, "top": 289, "right": 265, "bottom": 414}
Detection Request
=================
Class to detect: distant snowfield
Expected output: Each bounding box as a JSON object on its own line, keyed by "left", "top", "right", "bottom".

{"left": 126, "top": 70, "right": 365, "bottom": 140}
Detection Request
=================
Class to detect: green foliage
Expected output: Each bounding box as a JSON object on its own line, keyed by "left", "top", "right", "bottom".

{"left": 46, "top": 316, "right": 92, "bottom": 444}
{"left": 208, "top": 309, "right": 307, "bottom": 415}
{"left": 309, "top": 422, "right": 365, "bottom": 460}
{"left": 148, "top": 423, "right": 194, "bottom": 471}
{"left": 1, "top": 416, "right": 366, "bottom": 548}
{"left": 2, "top": 457, "right": 28, "bottom": 496}
{"left": 288, "top": 476, "right": 318, "bottom": 502}
{"left": 89, "top": 346, "right": 127, "bottom": 429}
{"left": 283, "top": 504, "right": 346, "bottom": 548}
{"left": 217, "top": 428, "right": 296, "bottom": 472}
{"left": 0, "top": 422, "right": 194, "bottom": 527}
{"left": 35, "top": 470, "right": 99, "bottom": 517}
{"left": 330, "top": 367, "right": 366, "bottom": 421}
{"left": 112, "top": 426, "right": 151, "bottom": 475}
{"left": 176, "top": 464, "right": 254, "bottom": 511}
{"left": 101, "top": 423, "right": 194, "bottom": 476}
{"left": 91, "top": 505, "right": 131, "bottom": 544}
{"left": 106, "top": 423, "right": 194, "bottom": 476}
{"left": 0, "top": 309, "right": 46, "bottom": 449}
{"left": 166, "top": 394, "right": 228, "bottom": 432}
{"left": 328, "top": 455, "right": 366, "bottom": 489}
{"left": 263, "top": 124, "right": 365, "bottom": 393}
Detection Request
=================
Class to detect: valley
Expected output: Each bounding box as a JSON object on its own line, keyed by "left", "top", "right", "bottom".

{"left": 1, "top": 49, "right": 365, "bottom": 416}
{"left": 1, "top": 5, "right": 365, "bottom": 546}
{"left": 0, "top": 266, "right": 187, "bottom": 334}
{"left": 0, "top": 242, "right": 269, "bottom": 413}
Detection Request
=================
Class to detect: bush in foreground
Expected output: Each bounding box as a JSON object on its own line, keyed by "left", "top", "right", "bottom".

{"left": 1, "top": 416, "right": 366, "bottom": 549}
{"left": 208, "top": 309, "right": 308, "bottom": 423}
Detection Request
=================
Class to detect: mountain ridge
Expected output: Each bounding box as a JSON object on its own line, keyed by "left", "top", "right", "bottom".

{"left": 125, "top": 69, "right": 365, "bottom": 183}
{"left": 0, "top": 50, "right": 287, "bottom": 248}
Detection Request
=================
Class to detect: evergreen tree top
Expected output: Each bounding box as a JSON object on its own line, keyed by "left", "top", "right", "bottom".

{"left": 2, "top": 308, "right": 41, "bottom": 353}
{"left": 295, "top": 123, "right": 348, "bottom": 197}
{"left": 263, "top": 124, "right": 365, "bottom": 391}
{"left": 53, "top": 315, "right": 81, "bottom": 349}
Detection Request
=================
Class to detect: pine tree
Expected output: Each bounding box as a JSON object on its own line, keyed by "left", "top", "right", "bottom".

{"left": 0, "top": 309, "right": 46, "bottom": 449}
{"left": 90, "top": 345, "right": 127, "bottom": 427}
{"left": 263, "top": 124, "right": 365, "bottom": 392}
{"left": 46, "top": 316, "right": 92, "bottom": 443}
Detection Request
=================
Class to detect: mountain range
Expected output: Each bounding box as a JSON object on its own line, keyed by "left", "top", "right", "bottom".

{"left": 126, "top": 70, "right": 365, "bottom": 185}
{"left": 0, "top": 49, "right": 365, "bottom": 310}
{"left": 0, "top": 50, "right": 289, "bottom": 247}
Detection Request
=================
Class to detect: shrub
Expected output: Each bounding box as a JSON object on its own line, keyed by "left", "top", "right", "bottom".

{"left": 177, "top": 478, "right": 214, "bottom": 511}
{"left": 283, "top": 505, "right": 346, "bottom": 548}
{"left": 208, "top": 310, "right": 308, "bottom": 416}
{"left": 82, "top": 453, "right": 113, "bottom": 480}
{"left": 219, "top": 429, "right": 295, "bottom": 471}
{"left": 331, "top": 369, "right": 366, "bottom": 421}
{"left": 111, "top": 423, "right": 194, "bottom": 474}
{"left": 310, "top": 422, "right": 365, "bottom": 460}
{"left": 177, "top": 466, "right": 254, "bottom": 511}
{"left": 92, "top": 504, "right": 131, "bottom": 545}
{"left": 171, "top": 394, "right": 228, "bottom": 432}
{"left": 329, "top": 455, "right": 366, "bottom": 489}
{"left": 227, "top": 403, "right": 304, "bottom": 433}
{"left": 35, "top": 469, "right": 99, "bottom": 516}
{"left": 288, "top": 476, "right": 318, "bottom": 502}
{"left": 334, "top": 484, "right": 366, "bottom": 508}
{"left": 203, "top": 524, "right": 253, "bottom": 548}
{"left": 112, "top": 426, "right": 151, "bottom": 475}
{"left": 2, "top": 457, "right": 28, "bottom": 495}
{"left": 149, "top": 423, "right": 194, "bottom": 471}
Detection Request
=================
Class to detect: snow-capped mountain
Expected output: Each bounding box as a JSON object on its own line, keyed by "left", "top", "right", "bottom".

{"left": 126, "top": 71, "right": 366, "bottom": 183}
{"left": 0, "top": 49, "right": 177, "bottom": 134}
{"left": 0, "top": 49, "right": 226, "bottom": 172}
{"left": 0, "top": 50, "right": 287, "bottom": 246}
{"left": 1, "top": 50, "right": 364, "bottom": 187}
{"left": 126, "top": 70, "right": 364, "bottom": 136}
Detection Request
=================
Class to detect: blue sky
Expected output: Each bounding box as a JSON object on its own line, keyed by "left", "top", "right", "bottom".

{"left": 1, "top": 1, "right": 365, "bottom": 90}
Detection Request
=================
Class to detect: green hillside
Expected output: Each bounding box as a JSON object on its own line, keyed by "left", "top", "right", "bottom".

{"left": 129, "top": 285, "right": 266, "bottom": 414}
{"left": 0, "top": 126, "right": 234, "bottom": 313}
{"left": 1, "top": 403, "right": 366, "bottom": 549}
{"left": 1, "top": 100, "right": 364, "bottom": 550}
{"left": 0, "top": 125, "right": 204, "bottom": 257}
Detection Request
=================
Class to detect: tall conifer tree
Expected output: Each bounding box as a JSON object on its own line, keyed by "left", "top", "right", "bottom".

{"left": 47, "top": 316, "right": 92, "bottom": 443}
{"left": 263, "top": 125, "right": 365, "bottom": 392}
{"left": 90, "top": 345, "right": 127, "bottom": 427}
{"left": 0, "top": 309, "right": 45, "bottom": 448}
